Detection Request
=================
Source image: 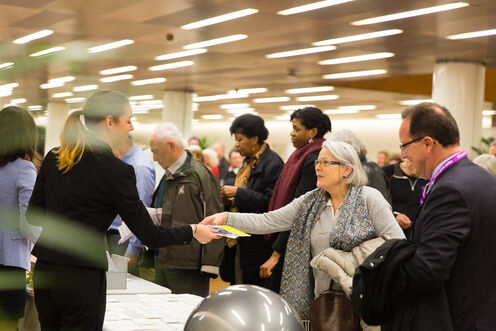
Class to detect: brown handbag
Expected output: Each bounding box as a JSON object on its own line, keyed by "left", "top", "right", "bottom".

{"left": 310, "top": 281, "right": 362, "bottom": 331}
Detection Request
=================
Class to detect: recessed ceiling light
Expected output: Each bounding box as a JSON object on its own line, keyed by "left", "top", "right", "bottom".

{"left": 28, "top": 105, "right": 43, "bottom": 111}
{"left": 313, "top": 29, "right": 403, "bottom": 46}
{"left": 99, "top": 74, "right": 133, "bottom": 83}
{"left": 482, "top": 110, "right": 496, "bottom": 115}
{"left": 227, "top": 88, "right": 267, "bottom": 94}
{"left": 65, "top": 97, "right": 86, "bottom": 103}
{"left": 376, "top": 114, "right": 402, "bottom": 119}
{"left": 266, "top": 46, "right": 336, "bottom": 58}
{"left": 129, "top": 95, "right": 154, "bottom": 101}
{"left": 352, "top": 2, "right": 469, "bottom": 26}
{"left": 183, "top": 34, "right": 247, "bottom": 49}
{"left": 275, "top": 115, "right": 291, "bottom": 121}
{"left": 0, "top": 83, "right": 19, "bottom": 90}
{"left": 11, "top": 98, "right": 27, "bottom": 104}
{"left": 41, "top": 82, "right": 64, "bottom": 89}
{"left": 73, "top": 85, "right": 99, "bottom": 92}
{"left": 280, "top": 105, "right": 315, "bottom": 111}
{"left": 253, "top": 97, "right": 291, "bottom": 103}
{"left": 323, "top": 69, "right": 387, "bottom": 79}
{"left": 149, "top": 61, "right": 194, "bottom": 71}
{"left": 447, "top": 28, "right": 496, "bottom": 40}
{"left": 221, "top": 103, "right": 251, "bottom": 109}
{"left": 278, "top": 0, "right": 354, "bottom": 15}
{"left": 400, "top": 99, "right": 433, "bottom": 106}
{"left": 88, "top": 39, "right": 134, "bottom": 53}
{"left": 286, "top": 87, "right": 334, "bottom": 94}
{"left": 131, "top": 78, "right": 166, "bottom": 86}
{"left": 0, "top": 90, "right": 12, "bottom": 97}
{"left": 29, "top": 46, "right": 65, "bottom": 57}
{"left": 0, "top": 62, "right": 14, "bottom": 70}
{"left": 226, "top": 108, "right": 256, "bottom": 114}
{"left": 339, "top": 105, "right": 377, "bottom": 111}
{"left": 202, "top": 114, "right": 224, "bottom": 120}
{"left": 319, "top": 52, "right": 395, "bottom": 65}
{"left": 193, "top": 93, "right": 249, "bottom": 102}
{"left": 53, "top": 92, "right": 73, "bottom": 98}
{"left": 325, "top": 109, "right": 359, "bottom": 114}
{"left": 192, "top": 103, "right": 199, "bottom": 111}
{"left": 99, "top": 66, "right": 137, "bottom": 75}
{"left": 296, "top": 95, "right": 339, "bottom": 102}
{"left": 155, "top": 49, "right": 207, "bottom": 61}
{"left": 13, "top": 29, "right": 53, "bottom": 44}
{"left": 181, "top": 9, "right": 259, "bottom": 29}
{"left": 49, "top": 76, "right": 75, "bottom": 84}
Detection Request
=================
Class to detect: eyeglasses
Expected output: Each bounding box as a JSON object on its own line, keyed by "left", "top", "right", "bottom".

{"left": 399, "top": 136, "right": 424, "bottom": 150}
{"left": 314, "top": 159, "right": 343, "bottom": 167}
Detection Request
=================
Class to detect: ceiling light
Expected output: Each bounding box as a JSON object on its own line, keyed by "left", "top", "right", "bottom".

{"left": 137, "top": 100, "right": 163, "bottom": 105}
{"left": 0, "top": 90, "right": 12, "bottom": 97}
{"left": 13, "top": 29, "right": 53, "bottom": 44}
{"left": 181, "top": 9, "right": 259, "bottom": 29}
{"left": 447, "top": 28, "right": 496, "bottom": 40}
{"left": 280, "top": 105, "right": 315, "bottom": 111}
{"left": 0, "top": 62, "right": 14, "bottom": 70}
{"left": 131, "top": 78, "right": 166, "bottom": 86}
{"left": 313, "top": 29, "right": 403, "bottom": 46}
{"left": 253, "top": 97, "right": 290, "bottom": 103}
{"left": 192, "top": 103, "right": 199, "bottom": 111}
{"left": 227, "top": 108, "right": 256, "bottom": 114}
{"left": 149, "top": 61, "right": 194, "bottom": 71}
{"left": 325, "top": 109, "right": 359, "bottom": 114}
{"left": 49, "top": 76, "right": 75, "bottom": 84}
{"left": 278, "top": 0, "right": 354, "bottom": 15}
{"left": 376, "top": 114, "right": 402, "bottom": 119}
{"left": 11, "top": 98, "right": 27, "bottom": 104}
{"left": 339, "top": 105, "right": 377, "bottom": 111}
{"left": 73, "top": 85, "right": 99, "bottom": 92}
{"left": 352, "top": 2, "right": 469, "bottom": 26}
{"left": 296, "top": 95, "right": 339, "bottom": 101}
{"left": 65, "top": 97, "right": 85, "bottom": 103}
{"left": 202, "top": 114, "right": 224, "bottom": 120}
{"left": 99, "top": 74, "right": 133, "bottom": 83}
{"left": 53, "top": 92, "right": 73, "bottom": 98}
{"left": 400, "top": 99, "right": 432, "bottom": 106}
{"left": 286, "top": 87, "right": 334, "bottom": 94}
{"left": 319, "top": 52, "right": 395, "bottom": 65}
{"left": 227, "top": 88, "right": 267, "bottom": 94}
{"left": 482, "top": 110, "right": 496, "bottom": 115}
{"left": 266, "top": 46, "right": 336, "bottom": 58}
{"left": 99, "top": 66, "right": 137, "bottom": 75}
{"left": 221, "top": 103, "right": 250, "bottom": 109}
{"left": 88, "top": 39, "right": 134, "bottom": 53}
{"left": 193, "top": 93, "right": 249, "bottom": 102}
{"left": 41, "top": 82, "right": 64, "bottom": 89}
{"left": 130, "top": 95, "right": 154, "bottom": 101}
{"left": 28, "top": 105, "right": 43, "bottom": 111}
{"left": 183, "top": 34, "right": 247, "bottom": 49}
{"left": 276, "top": 115, "right": 291, "bottom": 121}
{"left": 0, "top": 83, "right": 19, "bottom": 90}
{"left": 323, "top": 69, "right": 387, "bottom": 79}
{"left": 155, "top": 49, "right": 207, "bottom": 61}
{"left": 29, "top": 46, "right": 65, "bottom": 57}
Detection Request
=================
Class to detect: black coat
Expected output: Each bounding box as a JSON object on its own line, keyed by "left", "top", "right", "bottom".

{"left": 361, "top": 158, "right": 391, "bottom": 203}
{"left": 403, "top": 157, "right": 496, "bottom": 331}
{"left": 28, "top": 139, "right": 193, "bottom": 270}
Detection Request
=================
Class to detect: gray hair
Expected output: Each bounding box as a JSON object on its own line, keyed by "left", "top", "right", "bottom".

{"left": 153, "top": 122, "right": 184, "bottom": 148}
{"left": 322, "top": 140, "right": 368, "bottom": 187}
{"left": 473, "top": 153, "right": 496, "bottom": 176}
{"left": 203, "top": 148, "right": 219, "bottom": 166}
{"left": 490, "top": 140, "right": 496, "bottom": 147}
{"left": 328, "top": 129, "right": 367, "bottom": 160}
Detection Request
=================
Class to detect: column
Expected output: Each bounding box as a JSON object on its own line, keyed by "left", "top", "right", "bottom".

{"left": 45, "top": 102, "right": 70, "bottom": 153}
{"left": 162, "top": 90, "right": 193, "bottom": 141}
{"left": 432, "top": 61, "right": 485, "bottom": 155}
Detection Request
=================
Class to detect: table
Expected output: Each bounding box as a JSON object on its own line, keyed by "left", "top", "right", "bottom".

{"left": 107, "top": 273, "right": 171, "bottom": 295}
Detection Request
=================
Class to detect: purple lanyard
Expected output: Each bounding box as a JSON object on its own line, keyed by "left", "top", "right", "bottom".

{"left": 420, "top": 151, "right": 468, "bottom": 205}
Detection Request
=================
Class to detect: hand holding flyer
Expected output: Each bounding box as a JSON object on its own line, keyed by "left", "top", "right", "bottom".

{"left": 209, "top": 225, "right": 250, "bottom": 239}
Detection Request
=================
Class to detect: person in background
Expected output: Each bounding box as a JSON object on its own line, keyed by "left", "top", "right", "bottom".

{"left": 261, "top": 107, "right": 331, "bottom": 293}
{"left": 211, "top": 142, "right": 230, "bottom": 179}
{"left": 0, "top": 106, "right": 42, "bottom": 331}
{"left": 330, "top": 129, "right": 391, "bottom": 203}
{"left": 149, "top": 123, "right": 224, "bottom": 297}
{"left": 202, "top": 140, "right": 404, "bottom": 320}
{"left": 220, "top": 149, "right": 243, "bottom": 187}
{"left": 187, "top": 145, "right": 204, "bottom": 163}
{"left": 202, "top": 148, "right": 220, "bottom": 179}
{"left": 27, "top": 91, "right": 217, "bottom": 330}
{"left": 188, "top": 136, "right": 201, "bottom": 147}
{"left": 473, "top": 153, "right": 496, "bottom": 176}
{"left": 377, "top": 150, "right": 389, "bottom": 167}
{"left": 220, "top": 114, "right": 284, "bottom": 287}
{"left": 383, "top": 158, "right": 427, "bottom": 237}
{"left": 489, "top": 140, "right": 496, "bottom": 156}
{"left": 388, "top": 154, "right": 402, "bottom": 165}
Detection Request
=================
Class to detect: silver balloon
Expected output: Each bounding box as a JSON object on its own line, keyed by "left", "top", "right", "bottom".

{"left": 184, "top": 285, "right": 304, "bottom": 331}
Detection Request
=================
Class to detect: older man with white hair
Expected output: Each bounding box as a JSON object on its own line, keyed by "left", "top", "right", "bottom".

{"left": 149, "top": 123, "right": 224, "bottom": 297}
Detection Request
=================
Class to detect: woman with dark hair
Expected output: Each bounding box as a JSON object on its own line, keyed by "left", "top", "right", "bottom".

{"left": 27, "top": 90, "right": 217, "bottom": 330}
{"left": 0, "top": 106, "right": 42, "bottom": 331}
{"left": 220, "top": 114, "right": 284, "bottom": 286}
{"left": 261, "top": 107, "right": 331, "bottom": 293}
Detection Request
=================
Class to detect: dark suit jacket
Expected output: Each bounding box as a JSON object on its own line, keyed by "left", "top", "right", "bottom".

{"left": 28, "top": 139, "right": 193, "bottom": 270}
{"left": 403, "top": 157, "right": 496, "bottom": 331}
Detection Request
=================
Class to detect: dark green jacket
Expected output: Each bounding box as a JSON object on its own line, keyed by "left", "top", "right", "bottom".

{"left": 154, "top": 151, "right": 224, "bottom": 273}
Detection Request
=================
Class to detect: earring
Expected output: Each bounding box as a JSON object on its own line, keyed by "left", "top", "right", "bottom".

{"left": 309, "top": 137, "right": 314, "bottom": 143}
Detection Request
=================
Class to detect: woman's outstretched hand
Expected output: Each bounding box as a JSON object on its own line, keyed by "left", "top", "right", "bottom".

{"left": 193, "top": 224, "right": 219, "bottom": 244}
{"left": 200, "top": 212, "right": 228, "bottom": 226}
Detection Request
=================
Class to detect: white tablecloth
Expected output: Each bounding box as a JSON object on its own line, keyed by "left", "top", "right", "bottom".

{"left": 107, "top": 273, "right": 171, "bottom": 295}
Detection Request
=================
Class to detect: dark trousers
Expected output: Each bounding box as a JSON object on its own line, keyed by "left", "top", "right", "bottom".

{"left": 155, "top": 266, "right": 209, "bottom": 297}
{"left": 33, "top": 260, "right": 106, "bottom": 331}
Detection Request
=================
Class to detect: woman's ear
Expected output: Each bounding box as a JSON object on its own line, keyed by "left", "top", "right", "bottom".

{"left": 104, "top": 115, "right": 113, "bottom": 129}
{"left": 310, "top": 127, "right": 318, "bottom": 139}
{"left": 344, "top": 166, "right": 353, "bottom": 178}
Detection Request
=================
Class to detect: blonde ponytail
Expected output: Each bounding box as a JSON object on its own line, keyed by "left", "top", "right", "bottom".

{"left": 54, "top": 110, "right": 87, "bottom": 173}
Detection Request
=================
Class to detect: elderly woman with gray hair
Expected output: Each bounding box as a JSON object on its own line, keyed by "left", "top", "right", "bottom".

{"left": 202, "top": 140, "right": 404, "bottom": 320}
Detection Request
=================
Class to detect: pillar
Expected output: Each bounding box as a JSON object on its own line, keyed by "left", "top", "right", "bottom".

{"left": 45, "top": 102, "right": 70, "bottom": 153}
{"left": 162, "top": 90, "right": 193, "bottom": 141}
{"left": 432, "top": 61, "right": 485, "bottom": 155}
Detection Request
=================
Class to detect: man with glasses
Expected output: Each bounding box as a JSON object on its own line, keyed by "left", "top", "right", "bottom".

{"left": 395, "top": 102, "right": 496, "bottom": 330}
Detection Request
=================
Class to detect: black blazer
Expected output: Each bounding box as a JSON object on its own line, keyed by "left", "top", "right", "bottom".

{"left": 27, "top": 139, "right": 192, "bottom": 270}
{"left": 403, "top": 157, "right": 496, "bottom": 331}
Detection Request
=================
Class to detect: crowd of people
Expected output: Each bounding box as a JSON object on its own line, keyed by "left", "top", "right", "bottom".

{"left": 1, "top": 89, "right": 496, "bottom": 330}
